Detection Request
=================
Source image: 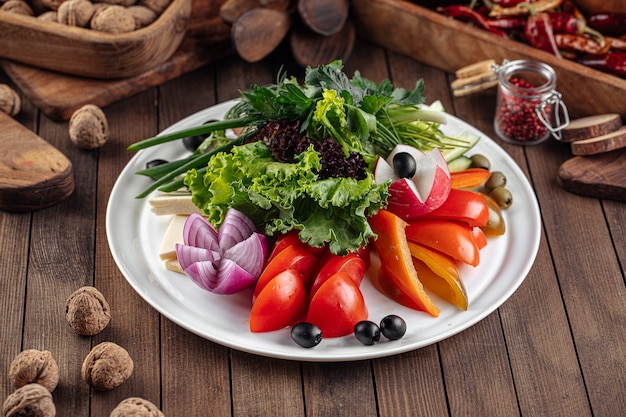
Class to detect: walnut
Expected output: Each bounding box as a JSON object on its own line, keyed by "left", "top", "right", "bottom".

{"left": 90, "top": 4, "right": 136, "bottom": 33}
{"left": 0, "top": 84, "right": 21, "bottom": 116}
{"left": 37, "top": 10, "right": 58, "bottom": 22}
{"left": 139, "top": 0, "right": 170, "bottom": 14}
{"left": 68, "top": 104, "right": 109, "bottom": 150}
{"left": 97, "top": 0, "right": 138, "bottom": 6}
{"left": 110, "top": 398, "right": 164, "bottom": 417}
{"left": 0, "top": 1, "right": 34, "bottom": 16}
{"left": 57, "top": 0, "right": 94, "bottom": 27}
{"left": 65, "top": 286, "right": 111, "bottom": 335}
{"left": 2, "top": 384, "right": 56, "bottom": 417}
{"left": 127, "top": 5, "right": 156, "bottom": 28}
{"left": 81, "top": 342, "right": 133, "bottom": 391}
{"left": 8, "top": 350, "right": 60, "bottom": 392}
{"left": 40, "top": 0, "right": 65, "bottom": 11}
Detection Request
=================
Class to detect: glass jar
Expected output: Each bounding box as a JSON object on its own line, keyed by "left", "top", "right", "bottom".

{"left": 493, "top": 60, "right": 569, "bottom": 145}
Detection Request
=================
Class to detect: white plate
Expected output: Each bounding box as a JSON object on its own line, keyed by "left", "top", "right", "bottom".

{"left": 106, "top": 99, "right": 541, "bottom": 362}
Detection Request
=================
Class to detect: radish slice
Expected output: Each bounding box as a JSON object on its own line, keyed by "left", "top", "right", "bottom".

{"left": 223, "top": 233, "right": 268, "bottom": 278}
{"left": 219, "top": 208, "right": 257, "bottom": 250}
{"left": 175, "top": 244, "right": 221, "bottom": 271}
{"left": 183, "top": 213, "right": 219, "bottom": 252}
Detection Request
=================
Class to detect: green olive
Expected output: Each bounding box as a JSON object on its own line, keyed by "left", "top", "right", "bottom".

{"left": 488, "top": 186, "right": 513, "bottom": 209}
{"left": 470, "top": 154, "right": 491, "bottom": 170}
{"left": 484, "top": 171, "right": 507, "bottom": 193}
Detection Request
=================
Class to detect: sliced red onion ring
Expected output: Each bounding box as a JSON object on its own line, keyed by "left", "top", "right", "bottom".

{"left": 223, "top": 233, "right": 268, "bottom": 278}
{"left": 218, "top": 208, "right": 257, "bottom": 251}
{"left": 185, "top": 259, "right": 257, "bottom": 294}
{"left": 183, "top": 213, "right": 219, "bottom": 252}
{"left": 175, "top": 244, "right": 221, "bottom": 271}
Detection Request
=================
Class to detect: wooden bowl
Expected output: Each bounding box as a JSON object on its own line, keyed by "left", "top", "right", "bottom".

{"left": 0, "top": 0, "right": 192, "bottom": 79}
{"left": 574, "top": 0, "right": 626, "bottom": 14}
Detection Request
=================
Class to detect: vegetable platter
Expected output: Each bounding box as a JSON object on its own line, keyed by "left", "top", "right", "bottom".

{"left": 351, "top": 0, "right": 626, "bottom": 119}
{"left": 107, "top": 63, "right": 541, "bottom": 360}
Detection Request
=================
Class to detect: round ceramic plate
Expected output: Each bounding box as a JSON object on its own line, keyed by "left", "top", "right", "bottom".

{"left": 106, "top": 99, "right": 541, "bottom": 362}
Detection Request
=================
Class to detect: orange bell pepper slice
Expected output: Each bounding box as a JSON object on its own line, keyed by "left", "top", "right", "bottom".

{"left": 420, "top": 188, "right": 489, "bottom": 227}
{"left": 368, "top": 210, "right": 440, "bottom": 317}
{"left": 406, "top": 220, "right": 481, "bottom": 267}
{"left": 407, "top": 242, "right": 461, "bottom": 285}
{"left": 450, "top": 168, "right": 490, "bottom": 189}
{"left": 413, "top": 259, "right": 468, "bottom": 310}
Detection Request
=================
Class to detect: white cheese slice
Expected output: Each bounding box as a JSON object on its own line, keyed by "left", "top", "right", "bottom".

{"left": 158, "top": 215, "right": 188, "bottom": 261}
{"left": 165, "top": 259, "right": 184, "bottom": 274}
{"left": 149, "top": 193, "right": 202, "bottom": 216}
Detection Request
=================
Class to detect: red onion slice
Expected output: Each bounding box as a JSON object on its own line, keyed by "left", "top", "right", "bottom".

{"left": 218, "top": 208, "right": 257, "bottom": 251}
{"left": 185, "top": 259, "right": 257, "bottom": 294}
{"left": 175, "top": 244, "right": 221, "bottom": 271}
{"left": 184, "top": 260, "right": 219, "bottom": 291}
{"left": 183, "top": 213, "right": 220, "bottom": 252}
{"left": 223, "top": 233, "right": 268, "bottom": 278}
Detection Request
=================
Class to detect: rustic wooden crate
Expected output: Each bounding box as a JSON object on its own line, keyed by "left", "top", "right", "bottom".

{"left": 351, "top": 0, "right": 626, "bottom": 119}
{"left": 0, "top": 0, "right": 192, "bottom": 79}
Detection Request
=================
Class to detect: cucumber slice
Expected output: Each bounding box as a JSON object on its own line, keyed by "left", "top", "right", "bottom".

{"left": 440, "top": 132, "right": 480, "bottom": 163}
{"left": 447, "top": 156, "right": 472, "bottom": 172}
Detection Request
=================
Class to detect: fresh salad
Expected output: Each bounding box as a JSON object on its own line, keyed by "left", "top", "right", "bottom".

{"left": 128, "top": 61, "right": 512, "bottom": 348}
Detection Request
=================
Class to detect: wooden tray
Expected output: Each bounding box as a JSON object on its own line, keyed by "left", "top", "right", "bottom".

{"left": 351, "top": 0, "right": 626, "bottom": 119}
{"left": 1, "top": 1, "right": 232, "bottom": 120}
{"left": 0, "top": 0, "right": 192, "bottom": 79}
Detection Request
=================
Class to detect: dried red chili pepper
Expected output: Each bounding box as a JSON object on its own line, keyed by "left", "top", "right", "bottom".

{"left": 490, "top": 0, "right": 527, "bottom": 6}
{"left": 525, "top": 12, "right": 561, "bottom": 57}
{"left": 487, "top": 16, "right": 526, "bottom": 30}
{"left": 554, "top": 34, "right": 609, "bottom": 54}
{"left": 577, "top": 51, "right": 626, "bottom": 77}
{"left": 437, "top": 5, "right": 508, "bottom": 37}
{"left": 607, "top": 37, "right": 626, "bottom": 51}
{"left": 587, "top": 13, "right": 626, "bottom": 37}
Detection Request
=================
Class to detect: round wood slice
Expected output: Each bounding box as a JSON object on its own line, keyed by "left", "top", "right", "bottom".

{"left": 290, "top": 19, "right": 355, "bottom": 68}
{"left": 561, "top": 113, "right": 622, "bottom": 143}
{"left": 557, "top": 150, "right": 626, "bottom": 201}
{"left": 571, "top": 126, "right": 626, "bottom": 156}
{"left": 297, "top": 0, "right": 349, "bottom": 36}
{"left": 0, "top": 112, "right": 74, "bottom": 212}
{"left": 231, "top": 8, "right": 291, "bottom": 62}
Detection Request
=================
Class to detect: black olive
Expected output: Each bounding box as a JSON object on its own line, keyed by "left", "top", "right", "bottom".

{"left": 291, "top": 322, "right": 323, "bottom": 348}
{"left": 354, "top": 321, "right": 381, "bottom": 345}
{"left": 380, "top": 315, "right": 406, "bottom": 340}
{"left": 393, "top": 152, "right": 417, "bottom": 178}
{"left": 145, "top": 159, "right": 168, "bottom": 169}
{"left": 182, "top": 119, "right": 219, "bottom": 152}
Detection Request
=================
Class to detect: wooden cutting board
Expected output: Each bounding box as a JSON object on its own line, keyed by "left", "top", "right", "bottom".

{"left": 557, "top": 150, "right": 626, "bottom": 202}
{"left": 1, "top": 1, "right": 232, "bottom": 121}
{"left": 0, "top": 112, "right": 74, "bottom": 211}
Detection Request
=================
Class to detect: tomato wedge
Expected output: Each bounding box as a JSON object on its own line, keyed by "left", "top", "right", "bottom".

{"left": 368, "top": 210, "right": 440, "bottom": 317}
{"left": 267, "top": 230, "right": 325, "bottom": 262}
{"left": 306, "top": 272, "right": 367, "bottom": 338}
{"left": 406, "top": 220, "right": 481, "bottom": 267}
{"left": 309, "top": 252, "right": 366, "bottom": 299}
{"left": 253, "top": 244, "right": 318, "bottom": 300}
{"left": 421, "top": 188, "right": 489, "bottom": 227}
{"left": 249, "top": 269, "right": 307, "bottom": 333}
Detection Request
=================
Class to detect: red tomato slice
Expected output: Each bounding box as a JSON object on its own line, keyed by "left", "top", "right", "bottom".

{"left": 249, "top": 269, "right": 307, "bottom": 333}
{"left": 309, "top": 252, "right": 367, "bottom": 300}
{"left": 267, "top": 230, "right": 325, "bottom": 263}
{"left": 253, "top": 244, "right": 318, "bottom": 300}
{"left": 306, "top": 272, "right": 368, "bottom": 338}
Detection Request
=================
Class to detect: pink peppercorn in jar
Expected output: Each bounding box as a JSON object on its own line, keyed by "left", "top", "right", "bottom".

{"left": 493, "top": 60, "right": 569, "bottom": 145}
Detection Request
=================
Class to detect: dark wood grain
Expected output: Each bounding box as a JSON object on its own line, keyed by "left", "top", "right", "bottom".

{"left": 1, "top": 31, "right": 625, "bottom": 417}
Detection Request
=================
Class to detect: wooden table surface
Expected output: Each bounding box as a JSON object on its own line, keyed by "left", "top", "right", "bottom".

{"left": 1, "top": 39, "right": 625, "bottom": 417}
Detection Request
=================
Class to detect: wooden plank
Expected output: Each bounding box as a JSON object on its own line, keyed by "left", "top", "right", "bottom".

{"left": 526, "top": 140, "right": 626, "bottom": 417}
{"left": 93, "top": 90, "right": 162, "bottom": 415}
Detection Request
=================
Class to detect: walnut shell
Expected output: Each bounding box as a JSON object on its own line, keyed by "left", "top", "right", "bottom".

{"left": 0, "top": 0, "right": 34, "bottom": 15}
{"left": 97, "top": 0, "right": 138, "bottom": 6}
{"left": 2, "top": 384, "right": 56, "bottom": 417}
{"left": 65, "top": 286, "right": 111, "bottom": 336}
{"left": 81, "top": 342, "right": 133, "bottom": 391}
{"left": 68, "top": 104, "right": 109, "bottom": 150}
{"left": 40, "top": 0, "right": 65, "bottom": 11}
{"left": 8, "top": 350, "right": 60, "bottom": 392}
{"left": 37, "top": 10, "right": 59, "bottom": 22}
{"left": 57, "top": 0, "right": 94, "bottom": 27}
{"left": 0, "top": 84, "right": 21, "bottom": 116}
{"left": 127, "top": 4, "right": 156, "bottom": 28}
{"left": 90, "top": 4, "right": 136, "bottom": 33}
{"left": 110, "top": 397, "right": 164, "bottom": 417}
